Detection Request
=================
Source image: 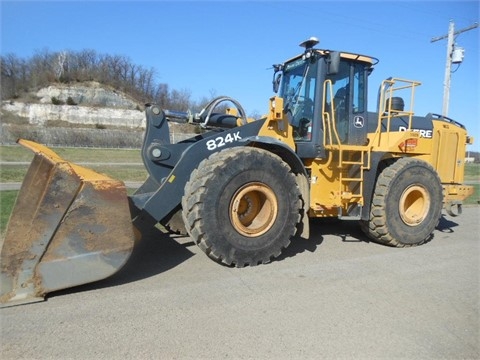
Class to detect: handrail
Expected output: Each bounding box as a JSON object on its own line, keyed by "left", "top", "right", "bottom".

{"left": 322, "top": 79, "right": 334, "bottom": 147}
{"left": 373, "top": 77, "right": 422, "bottom": 146}
{"left": 322, "top": 79, "right": 342, "bottom": 148}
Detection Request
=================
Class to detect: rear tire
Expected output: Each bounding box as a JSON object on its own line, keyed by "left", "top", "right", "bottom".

{"left": 361, "top": 157, "right": 443, "bottom": 247}
{"left": 182, "top": 147, "right": 301, "bottom": 267}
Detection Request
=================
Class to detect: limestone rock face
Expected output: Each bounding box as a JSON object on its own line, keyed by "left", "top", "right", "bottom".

{"left": 36, "top": 82, "right": 140, "bottom": 109}
{"left": 1, "top": 83, "right": 198, "bottom": 147}
{"left": 3, "top": 102, "right": 145, "bottom": 128}
{"left": 2, "top": 83, "right": 146, "bottom": 129}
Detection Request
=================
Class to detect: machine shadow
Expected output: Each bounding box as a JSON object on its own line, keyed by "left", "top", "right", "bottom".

{"left": 51, "top": 215, "right": 456, "bottom": 299}
{"left": 436, "top": 215, "right": 460, "bottom": 233}
{"left": 275, "top": 218, "right": 371, "bottom": 262}
{"left": 49, "top": 226, "right": 195, "bottom": 299}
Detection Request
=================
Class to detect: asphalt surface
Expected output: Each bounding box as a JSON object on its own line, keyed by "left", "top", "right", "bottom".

{"left": 1, "top": 207, "right": 479, "bottom": 359}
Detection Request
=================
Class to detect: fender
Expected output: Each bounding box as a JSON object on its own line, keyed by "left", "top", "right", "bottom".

{"left": 131, "top": 122, "right": 264, "bottom": 223}
{"left": 132, "top": 112, "right": 311, "bottom": 237}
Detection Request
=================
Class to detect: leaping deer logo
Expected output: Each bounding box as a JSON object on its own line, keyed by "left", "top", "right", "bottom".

{"left": 353, "top": 116, "right": 364, "bottom": 128}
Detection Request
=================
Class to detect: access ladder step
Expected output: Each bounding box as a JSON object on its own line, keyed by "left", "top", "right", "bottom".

{"left": 341, "top": 177, "right": 363, "bottom": 182}
{"left": 341, "top": 160, "right": 364, "bottom": 166}
{"left": 341, "top": 192, "right": 362, "bottom": 200}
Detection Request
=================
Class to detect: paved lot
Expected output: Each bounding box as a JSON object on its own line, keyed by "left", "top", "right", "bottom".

{"left": 1, "top": 207, "right": 479, "bottom": 359}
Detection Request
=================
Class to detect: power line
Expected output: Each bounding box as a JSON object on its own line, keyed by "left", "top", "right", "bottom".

{"left": 431, "top": 22, "right": 479, "bottom": 43}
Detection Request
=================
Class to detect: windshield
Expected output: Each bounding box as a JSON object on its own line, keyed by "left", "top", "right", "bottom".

{"left": 278, "top": 58, "right": 317, "bottom": 141}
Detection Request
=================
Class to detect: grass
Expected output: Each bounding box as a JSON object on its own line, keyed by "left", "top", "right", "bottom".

{"left": 467, "top": 184, "right": 480, "bottom": 205}
{"left": 0, "top": 164, "right": 148, "bottom": 183}
{"left": 0, "top": 145, "right": 34, "bottom": 162}
{"left": 85, "top": 165, "right": 148, "bottom": 182}
{"left": 463, "top": 164, "right": 479, "bottom": 205}
{"left": 0, "top": 166, "right": 148, "bottom": 183}
{"left": 1, "top": 145, "right": 147, "bottom": 182}
{"left": 0, "top": 165, "right": 28, "bottom": 182}
{"left": 464, "top": 163, "right": 480, "bottom": 181}
{"left": 0, "top": 144, "right": 143, "bottom": 163}
{"left": 1, "top": 191, "right": 17, "bottom": 235}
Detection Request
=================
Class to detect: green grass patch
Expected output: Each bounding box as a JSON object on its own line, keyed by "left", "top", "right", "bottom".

{"left": 86, "top": 165, "right": 148, "bottom": 182}
{"left": 465, "top": 163, "right": 480, "bottom": 181}
{"left": 1, "top": 145, "right": 142, "bottom": 163}
{"left": 1, "top": 191, "right": 18, "bottom": 235}
{"left": 1, "top": 145, "right": 147, "bottom": 182}
{"left": 0, "top": 165, "right": 147, "bottom": 183}
{"left": 0, "top": 165, "right": 28, "bottom": 182}
{"left": 465, "top": 183, "right": 480, "bottom": 206}
{"left": 52, "top": 147, "right": 142, "bottom": 163}
{"left": 0, "top": 145, "right": 34, "bottom": 162}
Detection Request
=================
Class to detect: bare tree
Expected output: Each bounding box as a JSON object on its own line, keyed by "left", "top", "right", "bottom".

{"left": 55, "top": 51, "right": 68, "bottom": 81}
{"left": 29, "top": 48, "right": 56, "bottom": 87}
{"left": 0, "top": 48, "right": 199, "bottom": 110}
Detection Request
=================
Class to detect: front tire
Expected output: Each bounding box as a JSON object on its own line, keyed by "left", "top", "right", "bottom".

{"left": 361, "top": 157, "right": 443, "bottom": 247}
{"left": 182, "top": 147, "right": 301, "bottom": 267}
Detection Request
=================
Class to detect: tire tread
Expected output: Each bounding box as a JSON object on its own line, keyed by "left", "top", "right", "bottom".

{"left": 362, "top": 157, "right": 442, "bottom": 247}
{"left": 182, "top": 147, "right": 300, "bottom": 267}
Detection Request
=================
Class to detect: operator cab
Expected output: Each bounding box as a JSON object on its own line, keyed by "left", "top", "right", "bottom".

{"left": 273, "top": 37, "right": 377, "bottom": 159}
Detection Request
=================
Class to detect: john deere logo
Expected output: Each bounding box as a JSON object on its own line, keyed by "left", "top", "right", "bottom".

{"left": 353, "top": 116, "right": 364, "bottom": 128}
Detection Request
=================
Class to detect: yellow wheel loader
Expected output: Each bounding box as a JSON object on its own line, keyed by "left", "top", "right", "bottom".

{"left": 1, "top": 37, "right": 474, "bottom": 306}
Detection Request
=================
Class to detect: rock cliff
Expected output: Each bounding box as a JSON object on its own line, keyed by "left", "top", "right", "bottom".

{"left": 36, "top": 82, "right": 140, "bottom": 109}
{"left": 3, "top": 102, "right": 146, "bottom": 128}
{"left": 0, "top": 82, "right": 196, "bottom": 147}
{"left": 2, "top": 82, "right": 145, "bottom": 129}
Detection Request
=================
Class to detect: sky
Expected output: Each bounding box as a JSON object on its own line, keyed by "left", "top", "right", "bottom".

{"left": 1, "top": 0, "right": 479, "bottom": 151}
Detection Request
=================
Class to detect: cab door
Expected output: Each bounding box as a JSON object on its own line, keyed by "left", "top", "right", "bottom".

{"left": 348, "top": 62, "right": 369, "bottom": 145}
{"left": 327, "top": 60, "right": 369, "bottom": 146}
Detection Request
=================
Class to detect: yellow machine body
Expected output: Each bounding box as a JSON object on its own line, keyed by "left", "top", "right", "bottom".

{"left": 1, "top": 40, "right": 474, "bottom": 306}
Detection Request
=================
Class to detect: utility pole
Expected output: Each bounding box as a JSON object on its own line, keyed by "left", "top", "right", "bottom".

{"left": 431, "top": 21, "right": 478, "bottom": 117}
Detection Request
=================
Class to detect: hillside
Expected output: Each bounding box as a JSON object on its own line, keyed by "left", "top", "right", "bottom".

{"left": 0, "top": 82, "right": 196, "bottom": 147}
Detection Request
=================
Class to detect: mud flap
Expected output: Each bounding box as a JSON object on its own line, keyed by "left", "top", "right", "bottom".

{"left": 0, "top": 140, "right": 136, "bottom": 307}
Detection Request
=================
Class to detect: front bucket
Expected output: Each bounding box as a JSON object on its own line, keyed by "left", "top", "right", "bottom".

{"left": 1, "top": 140, "right": 136, "bottom": 307}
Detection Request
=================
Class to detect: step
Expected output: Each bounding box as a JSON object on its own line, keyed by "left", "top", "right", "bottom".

{"left": 341, "top": 177, "right": 363, "bottom": 182}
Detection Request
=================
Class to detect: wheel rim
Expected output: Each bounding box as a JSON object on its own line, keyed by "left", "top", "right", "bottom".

{"left": 399, "top": 185, "right": 430, "bottom": 226}
{"left": 229, "top": 182, "right": 278, "bottom": 237}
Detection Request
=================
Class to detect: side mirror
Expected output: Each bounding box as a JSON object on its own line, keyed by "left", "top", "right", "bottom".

{"left": 273, "top": 73, "right": 282, "bottom": 93}
{"left": 327, "top": 52, "right": 341, "bottom": 75}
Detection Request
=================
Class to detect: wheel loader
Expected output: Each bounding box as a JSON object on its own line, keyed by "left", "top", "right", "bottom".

{"left": 1, "top": 37, "right": 474, "bottom": 307}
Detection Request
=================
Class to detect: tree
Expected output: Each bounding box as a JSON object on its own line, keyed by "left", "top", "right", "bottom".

{"left": 0, "top": 49, "right": 199, "bottom": 110}
{"left": 0, "top": 53, "right": 28, "bottom": 98}
{"left": 55, "top": 51, "right": 68, "bottom": 81}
